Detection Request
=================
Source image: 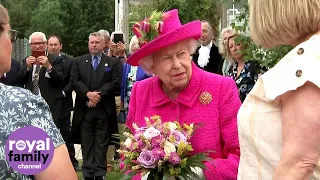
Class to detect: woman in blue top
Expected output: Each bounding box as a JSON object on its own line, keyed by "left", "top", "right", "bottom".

{"left": 120, "top": 36, "right": 152, "bottom": 112}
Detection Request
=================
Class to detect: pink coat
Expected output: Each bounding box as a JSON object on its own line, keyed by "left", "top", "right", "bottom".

{"left": 126, "top": 63, "right": 241, "bottom": 180}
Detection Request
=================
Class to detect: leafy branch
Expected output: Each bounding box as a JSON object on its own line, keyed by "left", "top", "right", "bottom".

{"left": 228, "top": 1, "right": 292, "bottom": 68}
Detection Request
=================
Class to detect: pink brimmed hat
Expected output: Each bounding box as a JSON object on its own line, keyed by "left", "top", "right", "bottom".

{"left": 126, "top": 9, "right": 202, "bottom": 66}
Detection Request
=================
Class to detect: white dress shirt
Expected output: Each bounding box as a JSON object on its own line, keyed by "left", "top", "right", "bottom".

{"left": 197, "top": 41, "right": 212, "bottom": 68}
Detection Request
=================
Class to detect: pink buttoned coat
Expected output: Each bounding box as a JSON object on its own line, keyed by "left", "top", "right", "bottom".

{"left": 126, "top": 63, "right": 241, "bottom": 180}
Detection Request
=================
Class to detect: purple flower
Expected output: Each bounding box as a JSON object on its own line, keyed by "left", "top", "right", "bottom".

{"left": 137, "top": 150, "right": 157, "bottom": 169}
{"left": 169, "top": 152, "right": 181, "bottom": 165}
{"left": 134, "top": 127, "right": 148, "bottom": 139}
{"left": 170, "top": 130, "right": 187, "bottom": 146}
{"left": 152, "top": 147, "right": 165, "bottom": 160}
{"left": 151, "top": 135, "right": 162, "bottom": 148}
{"left": 137, "top": 139, "right": 145, "bottom": 149}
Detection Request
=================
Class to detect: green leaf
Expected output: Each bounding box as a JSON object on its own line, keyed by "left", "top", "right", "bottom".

{"left": 120, "top": 172, "right": 136, "bottom": 180}
{"left": 162, "top": 174, "right": 169, "bottom": 180}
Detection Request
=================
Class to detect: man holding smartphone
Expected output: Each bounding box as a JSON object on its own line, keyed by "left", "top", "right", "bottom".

{"left": 19, "top": 32, "right": 70, "bottom": 137}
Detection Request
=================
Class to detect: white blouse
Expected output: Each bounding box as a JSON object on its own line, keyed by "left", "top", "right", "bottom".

{"left": 237, "top": 35, "right": 320, "bottom": 180}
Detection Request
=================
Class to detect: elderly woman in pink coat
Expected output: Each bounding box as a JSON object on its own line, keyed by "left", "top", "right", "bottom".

{"left": 126, "top": 9, "right": 241, "bottom": 180}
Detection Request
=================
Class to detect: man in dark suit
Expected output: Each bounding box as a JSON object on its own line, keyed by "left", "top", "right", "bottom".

{"left": 192, "top": 20, "right": 223, "bottom": 74}
{"left": 71, "top": 32, "right": 121, "bottom": 180}
{"left": 0, "top": 59, "right": 21, "bottom": 86}
{"left": 19, "top": 32, "right": 70, "bottom": 137}
{"left": 1, "top": 30, "right": 22, "bottom": 86}
{"left": 47, "top": 35, "right": 80, "bottom": 171}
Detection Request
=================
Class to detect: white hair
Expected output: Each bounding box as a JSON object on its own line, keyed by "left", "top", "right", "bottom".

{"left": 110, "top": 31, "right": 125, "bottom": 42}
{"left": 129, "top": 35, "right": 139, "bottom": 54}
{"left": 29, "top": 32, "right": 47, "bottom": 43}
{"left": 98, "top": 29, "right": 110, "bottom": 39}
{"left": 138, "top": 38, "right": 198, "bottom": 74}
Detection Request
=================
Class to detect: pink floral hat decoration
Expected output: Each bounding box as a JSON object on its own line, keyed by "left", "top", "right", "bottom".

{"left": 126, "top": 9, "right": 202, "bottom": 66}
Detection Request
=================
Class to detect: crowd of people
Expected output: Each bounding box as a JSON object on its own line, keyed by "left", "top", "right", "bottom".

{"left": 1, "top": 0, "right": 320, "bottom": 179}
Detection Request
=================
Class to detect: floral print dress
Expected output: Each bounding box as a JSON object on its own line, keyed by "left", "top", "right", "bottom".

{"left": 227, "top": 61, "right": 266, "bottom": 102}
{"left": 0, "top": 84, "right": 64, "bottom": 180}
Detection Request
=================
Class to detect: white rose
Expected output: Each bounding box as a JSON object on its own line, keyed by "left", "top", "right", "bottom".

{"left": 164, "top": 141, "right": 176, "bottom": 155}
{"left": 167, "top": 122, "right": 177, "bottom": 131}
{"left": 123, "top": 138, "right": 133, "bottom": 149}
{"left": 143, "top": 127, "right": 160, "bottom": 139}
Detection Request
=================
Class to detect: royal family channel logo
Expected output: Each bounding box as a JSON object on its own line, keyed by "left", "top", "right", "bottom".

{"left": 5, "top": 126, "right": 54, "bottom": 175}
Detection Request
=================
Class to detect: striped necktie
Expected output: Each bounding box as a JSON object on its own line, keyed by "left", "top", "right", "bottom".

{"left": 32, "top": 65, "right": 41, "bottom": 95}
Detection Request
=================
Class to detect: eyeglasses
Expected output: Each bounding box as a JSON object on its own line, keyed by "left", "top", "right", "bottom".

{"left": 30, "top": 41, "right": 46, "bottom": 46}
{"left": 8, "top": 29, "right": 17, "bottom": 42}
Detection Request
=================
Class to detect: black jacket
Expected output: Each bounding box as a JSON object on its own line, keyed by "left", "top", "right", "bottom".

{"left": 2, "top": 59, "right": 21, "bottom": 86}
{"left": 70, "top": 53, "right": 122, "bottom": 144}
{"left": 60, "top": 54, "right": 74, "bottom": 111}
{"left": 19, "top": 54, "right": 70, "bottom": 127}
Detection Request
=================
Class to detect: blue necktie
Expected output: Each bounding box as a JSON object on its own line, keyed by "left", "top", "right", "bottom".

{"left": 92, "top": 56, "right": 99, "bottom": 70}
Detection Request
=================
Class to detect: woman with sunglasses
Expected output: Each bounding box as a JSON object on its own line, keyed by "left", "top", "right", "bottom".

{"left": 0, "top": 4, "right": 77, "bottom": 180}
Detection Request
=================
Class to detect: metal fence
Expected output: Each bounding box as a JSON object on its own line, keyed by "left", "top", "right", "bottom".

{"left": 12, "top": 38, "right": 30, "bottom": 62}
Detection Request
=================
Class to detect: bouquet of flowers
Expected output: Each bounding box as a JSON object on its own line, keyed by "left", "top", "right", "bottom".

{"left": 117, "top": 115, "right": 212, "bottom": 180}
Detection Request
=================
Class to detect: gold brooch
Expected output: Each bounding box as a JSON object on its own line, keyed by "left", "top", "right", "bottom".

{"left": 199, "top": 91, "right": 212, "bottom": 105}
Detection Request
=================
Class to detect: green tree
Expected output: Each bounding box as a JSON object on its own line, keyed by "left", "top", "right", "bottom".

{"left": 152, "top": 0, "right": 221, "bottom": 28}
{"left": 61, "top": 0, "right": 115, "bottom": 56}
{"left": 4, "top": 0, "right": 115, "bottom": 56}
{"left": 129, "top": 3, "right": 155, "bottom": 37}
{"left": 226, "top": 0, "right": 292, "bottom": 68}
{"left": 27, "top": 0, "right": 65, "bottom": 38}
{"left": 129, "top": 0, "right": 221, "bottom": 37}
{"left": 2, "top": 0, "right": 39, "bottom": 38}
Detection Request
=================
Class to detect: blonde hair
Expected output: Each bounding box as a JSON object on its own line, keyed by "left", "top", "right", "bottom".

{"left": 129, "top": 35, "right": 139, "bottom": 54}
{"left": 249, "top": 0, "right": 320, "bottom": 48}
{"left": 218, "top": 27, "right": 237, "bottom": 57}
{"left": 224, "top": 32, "right": 247, "bottom": 61}
{"left": 0, "top": 4, "right": 9, "bottom": 30}
{"left": 89, "top": 32, "right": 104, "bottom": 41}
{"left": 139, "top": 38, "right": 198, "bottom": 74}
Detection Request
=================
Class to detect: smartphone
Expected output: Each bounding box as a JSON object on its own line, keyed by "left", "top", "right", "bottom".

{"left": 113, "top": 33, "right": 124, "bottom": 43}
{"left": 32, "top": 51, "right": 46, "bottom": 65}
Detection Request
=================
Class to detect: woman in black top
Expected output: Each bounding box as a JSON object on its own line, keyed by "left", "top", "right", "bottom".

{"left": 226, "top": 33, "right": 265, "bottom": 102}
